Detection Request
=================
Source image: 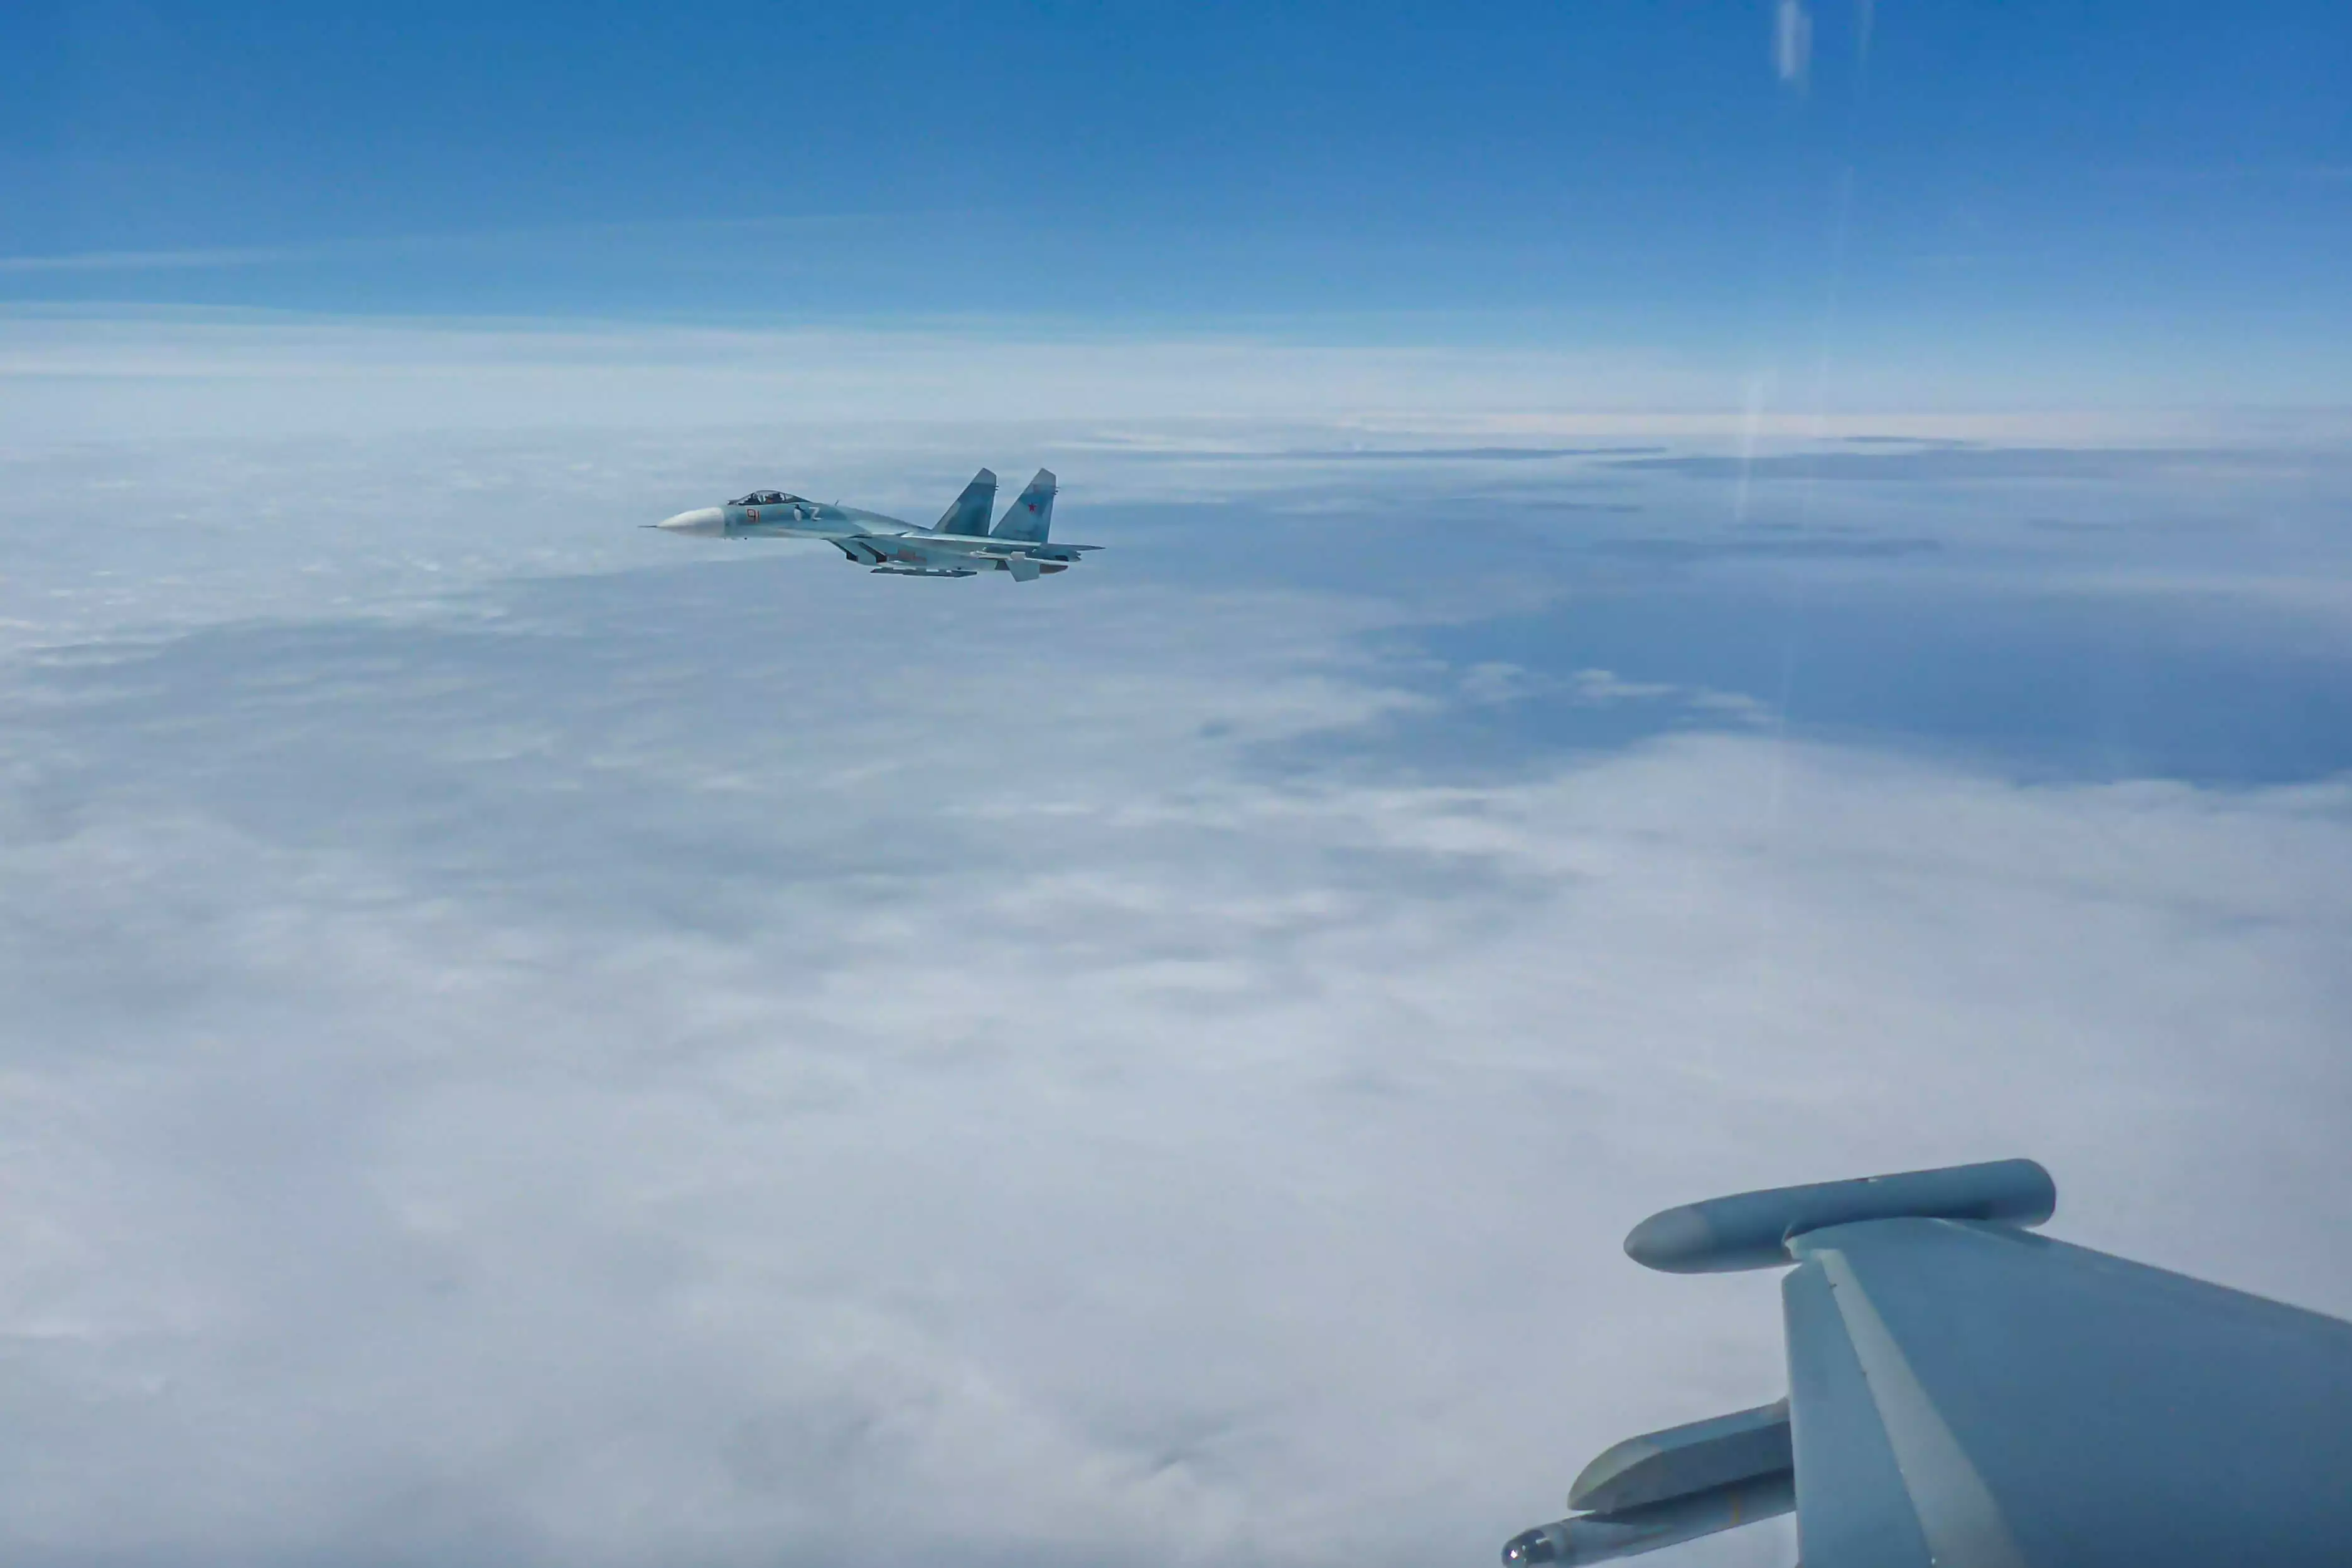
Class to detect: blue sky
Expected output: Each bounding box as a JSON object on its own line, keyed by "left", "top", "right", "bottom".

{"left": 6, "top": 3, "right": 2349, "bottom": 395}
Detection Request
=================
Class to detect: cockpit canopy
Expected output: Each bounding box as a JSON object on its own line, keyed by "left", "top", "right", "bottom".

{"left": 729, "top": 490, "right": 805, "bottom": 507}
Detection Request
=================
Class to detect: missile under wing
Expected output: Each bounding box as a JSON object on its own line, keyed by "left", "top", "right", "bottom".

{"left": 1502, "top": 1159, "right": 2352, "bottom": 1567}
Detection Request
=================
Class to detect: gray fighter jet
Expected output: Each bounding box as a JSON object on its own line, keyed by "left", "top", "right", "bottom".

{"left": 653, "top": 467, "right": 1098, "bottom": 581}
{"left": 1501, "top": 1158, "right": 2352, "bottom": 1567}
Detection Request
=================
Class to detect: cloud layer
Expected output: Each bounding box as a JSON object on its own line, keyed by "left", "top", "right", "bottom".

{"left": 6, "top": 449, "right": 2352, "bottom": 1566}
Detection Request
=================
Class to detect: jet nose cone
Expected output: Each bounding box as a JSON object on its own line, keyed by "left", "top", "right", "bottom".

{"left": 656, "top": 507, "right": 724, "bottom": 536}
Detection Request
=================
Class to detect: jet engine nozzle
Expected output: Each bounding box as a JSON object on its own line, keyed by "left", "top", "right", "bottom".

{"left": 1500, "top": 1472, "right": 1793, "bottom": 1567}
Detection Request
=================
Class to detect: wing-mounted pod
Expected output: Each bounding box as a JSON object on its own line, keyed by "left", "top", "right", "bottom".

{"left": 1502, "top": 1402, "right": 1795, "bottom": 1567}
{"left": 1622, "top": 1159, "right": 2056, "bottom": 1274}
{"left": 1571, "top": 1398, "right": 1791, "bottom": 1513}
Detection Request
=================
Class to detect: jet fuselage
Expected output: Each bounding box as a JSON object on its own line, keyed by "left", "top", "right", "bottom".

{"left": 654, "top": 471, "right": 1093, "bottom": 581}
{"left": 655, "top": 494, "right": 910, "bottom": 543}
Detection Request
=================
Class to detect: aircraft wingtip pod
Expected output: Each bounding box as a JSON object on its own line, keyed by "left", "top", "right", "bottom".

{"left": 1619, "top": 1206, "right": 1716, "bottom": 1274}
{"left": 1623, "top": 1157, "right": 2057, "bottom": 1274}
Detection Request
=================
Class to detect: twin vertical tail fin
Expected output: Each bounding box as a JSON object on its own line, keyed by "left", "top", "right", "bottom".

{"left": 933, "top": 468, "right": 998, "bottom": 535}
{"left": 992, "top": 469, "right": 1056, "bottom": 543}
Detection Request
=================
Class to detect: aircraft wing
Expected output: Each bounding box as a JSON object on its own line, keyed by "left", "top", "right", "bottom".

{"left": 911, "top": 535, "right": 1102, "bottom": 560}
{"left": 1503, "top": 1160, "right": 2352, "bottom": 1568}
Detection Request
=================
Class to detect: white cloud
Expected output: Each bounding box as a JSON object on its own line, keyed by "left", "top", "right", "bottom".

{"left": 1569, "top": 667, "right": 1680, "bottom": 704}
{"left": 3, "top": 511, "right": 2349, "bottom": 1568}
{"left": 1461, "top": 665, "right": 1773, "bottom": 722}
{"left": 1567, "top": 667, "right": 1769, "bottom": 721}
{"left": 1460, "top": 661, "right": 1538, "bottom": 704}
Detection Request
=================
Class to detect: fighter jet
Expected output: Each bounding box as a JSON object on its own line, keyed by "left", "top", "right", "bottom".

{"left": 1500, "top": 1158, "right": 2352, "bottom": 1567}
{"left": 653, "top": 467, "right": 1098, "bottom": 581}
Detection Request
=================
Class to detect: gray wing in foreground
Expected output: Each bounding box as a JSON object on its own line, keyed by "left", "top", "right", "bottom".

{"left": 1785, "top": 1216, "right": 2352, "bottom": 1568}
{"left": 1506, "top": 1159, "right": 2352, "bottom": 1568}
